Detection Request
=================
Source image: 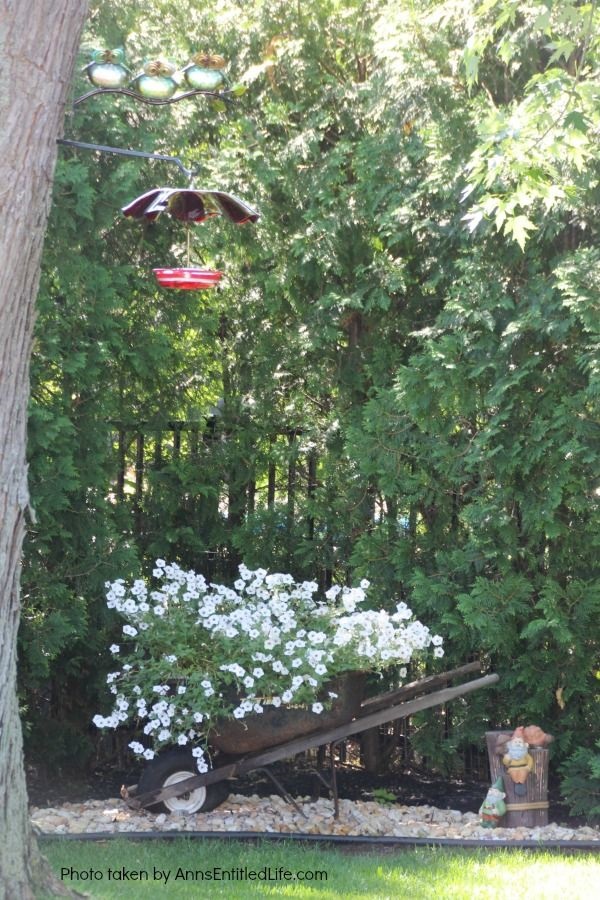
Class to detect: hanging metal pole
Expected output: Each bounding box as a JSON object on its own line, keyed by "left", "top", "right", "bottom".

{"left": 57, "top": 138, "right": 197, "bottom": 181}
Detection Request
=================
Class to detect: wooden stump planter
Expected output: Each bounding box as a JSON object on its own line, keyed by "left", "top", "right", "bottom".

{"left": 485, "top": 730, "right": 550, "bottom": 827}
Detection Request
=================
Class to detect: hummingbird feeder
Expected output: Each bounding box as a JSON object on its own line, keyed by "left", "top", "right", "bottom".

{"left": 122, "top": 187, "right": 260, "bottom": 291}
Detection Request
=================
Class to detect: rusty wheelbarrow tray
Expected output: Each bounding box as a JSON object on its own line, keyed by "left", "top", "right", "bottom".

{"left": 123, "top": 661, "right": 498, "bottom": 817}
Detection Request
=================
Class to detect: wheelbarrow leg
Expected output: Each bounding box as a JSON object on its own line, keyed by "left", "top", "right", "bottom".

{"left": 253, "top": 767, "right": 307, "bottom": 818}
{"left": 307, "top": 741, "right": 341, "bottom": 819}
{"left": 330, "top": 740, "right": 340, "bottom": 819}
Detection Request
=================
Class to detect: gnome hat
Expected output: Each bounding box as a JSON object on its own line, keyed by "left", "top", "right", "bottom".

{"left": 487, "top": 777, "right": 506, "bottom": 798}
{"left": 523, "top": 724, "right": 554, "bottom": 747}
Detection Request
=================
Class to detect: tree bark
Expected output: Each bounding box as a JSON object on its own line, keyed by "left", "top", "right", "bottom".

{"left": 0, "top": 2, "right": 89, "bottom": 897}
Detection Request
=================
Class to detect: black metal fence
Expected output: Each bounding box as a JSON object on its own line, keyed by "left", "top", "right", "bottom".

{"left": 110, "top": 417, "right": 333, "bottom": 584}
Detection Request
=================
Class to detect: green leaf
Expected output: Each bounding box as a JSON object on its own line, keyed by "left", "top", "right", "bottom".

{"left": 545, "top": 38, "right": 576, "bottom": 64}
{"left": 503, "top": 214, "right": 537, "bottom": 250}
{"left": 563, "top": 110, "right": 589, "bottom": 134}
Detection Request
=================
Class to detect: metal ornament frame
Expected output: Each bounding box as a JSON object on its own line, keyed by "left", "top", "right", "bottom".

{"left": 72, "top": 86, "right": 236, "bottom": 108}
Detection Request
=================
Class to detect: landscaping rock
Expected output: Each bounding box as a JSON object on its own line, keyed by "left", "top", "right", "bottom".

{"left": 30, "top": 794, "right": 600, "bottom": 843}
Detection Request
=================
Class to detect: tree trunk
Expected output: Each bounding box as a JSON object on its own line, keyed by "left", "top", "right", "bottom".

{"left": 0, "top": 2, "right": 89, "bottom": 897}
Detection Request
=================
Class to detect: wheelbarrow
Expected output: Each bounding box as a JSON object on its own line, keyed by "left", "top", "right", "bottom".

{"left": 122, "top": 661, "right": 498, "bottom": 817}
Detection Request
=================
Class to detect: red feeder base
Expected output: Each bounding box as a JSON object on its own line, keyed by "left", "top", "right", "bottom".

{"left": 153, "top": 267, "right": 222, "bottom": 289}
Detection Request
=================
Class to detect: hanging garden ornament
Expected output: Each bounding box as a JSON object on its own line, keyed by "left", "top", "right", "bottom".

{"left": 83, "top": 48, "right": 131, "bottom": 89}
{"left": 122, "top": 188, "right": 260, "bottom": 224}
{"left": 181, "top": 53, "right": 228, "bottom": 91}
{"left": 130, "top": 58, "right": 178, "bottom": 100}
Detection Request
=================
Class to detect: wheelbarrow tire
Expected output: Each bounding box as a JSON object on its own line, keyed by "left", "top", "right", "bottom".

{"left": 137, "top": 748, "right": 230, "bottom": 815}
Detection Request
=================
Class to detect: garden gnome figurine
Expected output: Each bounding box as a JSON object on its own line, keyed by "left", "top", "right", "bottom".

{"left": 502, "top": 727, "right": 534, "bottom": 795}
{"left": 479, "top": 777, "right": 506, "bottom": 828}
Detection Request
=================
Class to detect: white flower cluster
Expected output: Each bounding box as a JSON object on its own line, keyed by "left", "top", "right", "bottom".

{"left": 94, "top": 562, "right": 444, "bottom": 772}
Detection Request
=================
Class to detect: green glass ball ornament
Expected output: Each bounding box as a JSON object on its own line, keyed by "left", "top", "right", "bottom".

{"left": 130, "top": 59, "right": 178, "bottom": 99}
{"left": 84, "top": 47, "right": 130, "bottom": 89}
{"left": 182, "top": 53, "right": 227, "bottom": 91}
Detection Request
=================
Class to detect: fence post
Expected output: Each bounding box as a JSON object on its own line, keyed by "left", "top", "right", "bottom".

{"left": 287, "top": 431, "right": 297, "bottom": 522}
{"left": 307, "top": 450, "right": 317, "bottom": 541}
{"left": 134, "top": 432, "right": 144, "bottom": 535}
{"left": 267, "top": 437, "right": 276, "bottom": 509}
{"left": 154, "top": 431, "right": 163, "bottom": 469}
{"left": 116, "top": 429, "right": 126, "bottom": 502}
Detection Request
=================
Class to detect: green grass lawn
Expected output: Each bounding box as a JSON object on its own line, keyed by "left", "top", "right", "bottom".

{"left": 40, "top": 838, "right": 600, "bottom": 899}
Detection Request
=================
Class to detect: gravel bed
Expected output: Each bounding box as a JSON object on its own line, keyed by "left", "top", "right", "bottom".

{"left": 31, "top": 794, "right": 600, "bottom": 843}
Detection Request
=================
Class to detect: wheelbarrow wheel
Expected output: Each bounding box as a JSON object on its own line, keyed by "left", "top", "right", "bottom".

{"left": 137, "top": 748, "right": 230, "bottom": 815}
